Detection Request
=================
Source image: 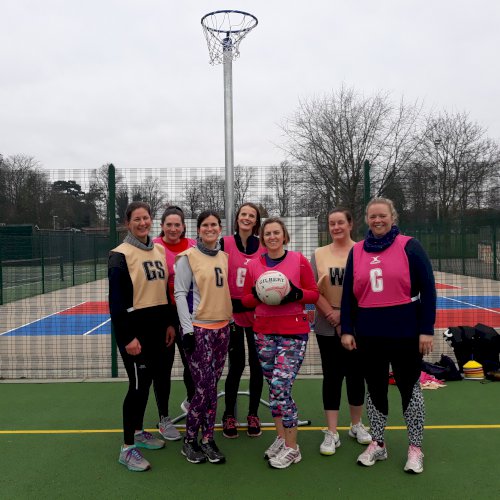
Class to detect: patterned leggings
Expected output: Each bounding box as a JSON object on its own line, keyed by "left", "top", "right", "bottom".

{"left": 254, "top": 333, "right": 307, "bottom": 428}
{"left": 184, "top": 325, "right": 230, "bottom": 441}
{"left": 358, "top": 336, "right": 425, "bottom": 447}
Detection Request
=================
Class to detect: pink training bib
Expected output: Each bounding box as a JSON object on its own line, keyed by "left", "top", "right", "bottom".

{"left": 353, "top": 235, "right": 412, "bottom": 308}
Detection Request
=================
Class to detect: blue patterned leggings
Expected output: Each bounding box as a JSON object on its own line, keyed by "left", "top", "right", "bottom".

{"left": 254, "top": 333, "right": 307, "bottom": 428}
{"left": 184, "top": 325, "right": 230, "bottom": 441}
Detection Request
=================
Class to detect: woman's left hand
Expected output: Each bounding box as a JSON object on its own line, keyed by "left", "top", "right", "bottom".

{"left": 166, "top": 326, "right": 175, "bottom": 347}
{"left": 419, "top": 334, "right": 433, "bottom": 355}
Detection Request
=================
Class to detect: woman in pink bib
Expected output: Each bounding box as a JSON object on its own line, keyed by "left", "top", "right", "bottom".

{"left": 220, "top": 203, "right": 265, "bottom": 438}
{"left": 341, "top": 197, "right": 436, "bottom": 474}
{"left": 152, "top": 206, "right": 196, "bottom": 441}
{"left": 242, "top": 218, "right": 319, "bottom": 469}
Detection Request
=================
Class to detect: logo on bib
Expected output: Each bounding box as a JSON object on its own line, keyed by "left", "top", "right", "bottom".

{"left": 370, "top": 256, "right": 381, "bottom": 265}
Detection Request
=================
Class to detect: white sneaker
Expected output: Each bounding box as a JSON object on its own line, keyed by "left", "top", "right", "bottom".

{"left": 320, "top": 429, "right": 341, "bottom": 456}
{"left": 404, "top": 445, "right": 424, "bottom": 474}
{"left": 269, "top": 445, "right": 302, "bottom": 469}
{"left": 357, "top": 441, "right": 388, "bottom": 466}
{"left": 264, "top": 435, "right": 285, "bottom": 460}
{"left": 349, "top": 422, "right": 372, "bottom": 445}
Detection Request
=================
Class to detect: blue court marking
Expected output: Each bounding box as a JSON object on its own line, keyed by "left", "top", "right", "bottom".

{"left": 437, "top": 296, "right": 500, "bottom": 309}
{"left": 5, "top": 314, "right": 110, "bottom": 337}
{"left": 4, "top": 295, "right": 499, "bottom": 337}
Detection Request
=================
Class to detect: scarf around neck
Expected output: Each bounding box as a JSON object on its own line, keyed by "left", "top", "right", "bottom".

{"left": 363, "top": 225, "right": 400, "bottom": 253}
{"left": 196, "top": 238, "right": 221, "bottom": 257}
{"left": 124, "top": 232, "right": 155, "bottom": 251}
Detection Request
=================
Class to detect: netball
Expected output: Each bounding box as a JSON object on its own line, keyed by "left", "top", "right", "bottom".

{"left": 255, "top": 270, "right": 291, "bottom": 305}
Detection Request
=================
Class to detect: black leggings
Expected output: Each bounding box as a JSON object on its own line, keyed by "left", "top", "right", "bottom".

{"left": 153, "top": 324, "right": 195, "bottom": 417}
{"left": 224, "top": 324, "right": 264, "bottom": 416}
{"left": 357, "top": 336, "right": 425, "bottom": 446}
{"left": 120, "top": 340, "right": 171, "bottom": 445}
{"left": 316, "top": 333, "right": 365, "bottom": 411}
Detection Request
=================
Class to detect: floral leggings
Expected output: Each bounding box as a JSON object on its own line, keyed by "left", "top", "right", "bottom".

{"left": 254, "top": 333, "right": 307, "bottom": 428}
{"left": 184, "top": 325, "right": 230, "bottom": 441}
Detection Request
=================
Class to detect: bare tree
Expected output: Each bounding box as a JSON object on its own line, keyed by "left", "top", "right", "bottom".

{"left": 268, "top": 161, "right": 294, "bottom": 216}
{"left": 234, "top": 165, "right": 254, "bottom": 208}
{"left": 418, "top": 111, "right": 500, "bottom": 217}
{"left": 88, "top": 164, "right": 124, "bottom": 221}
{"left": 199, "top": 175, "right": 225, "bottom": 215}
{"left": 131, "top": 176, "right": 164, "bottom": 219}
{"left": 182, "top": 178, "right": 203, "bottom": 217}
{"left": 281, "top": 86, "right": 422, "bottom": 220}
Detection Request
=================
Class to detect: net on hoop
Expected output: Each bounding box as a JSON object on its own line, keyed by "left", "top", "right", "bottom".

{"left": 201, "top": 10, "right": 258, "bottom": 65}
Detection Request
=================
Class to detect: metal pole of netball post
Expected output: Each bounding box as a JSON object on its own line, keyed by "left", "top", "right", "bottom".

{"left": 223, "top": 37, "right": 235, "bottom": 235}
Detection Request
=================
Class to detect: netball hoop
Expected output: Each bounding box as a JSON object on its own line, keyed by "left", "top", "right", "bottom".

{"left": 201, "top": 10, "right": 258, "bottom": 235}
{"left": 201, "top": 10, "right": 258, "bottom": 65}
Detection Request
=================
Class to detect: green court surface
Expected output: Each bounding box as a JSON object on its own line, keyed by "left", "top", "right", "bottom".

{"left": 1, "top": 379, "right": 499, "bottom": 499}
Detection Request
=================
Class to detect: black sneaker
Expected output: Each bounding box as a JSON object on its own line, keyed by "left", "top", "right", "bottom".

{"left": 181, "top": 439, "right": 207, "bottom": 464}
{"left": 200, "top": 439, "right": 226, "bottom": 464}
{"left": 247, "top": 414, "right": 262, "bottom": 437}
{"left": 222, "top": 414, "right": 239, "bottom": 439}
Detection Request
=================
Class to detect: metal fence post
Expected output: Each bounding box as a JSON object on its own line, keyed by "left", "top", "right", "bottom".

{"left": 493, "top": 223, "right": 498, "bottom": 281}
{"left": 108, "top": 163, "right": 118, "bottom": 378}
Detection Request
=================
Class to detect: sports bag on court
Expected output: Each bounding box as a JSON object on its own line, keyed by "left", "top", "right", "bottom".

{"left": 444, "top": 324, "right": 500, "bottom": 374}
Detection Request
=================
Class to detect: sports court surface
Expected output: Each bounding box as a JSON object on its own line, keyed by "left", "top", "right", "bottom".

{"left": 2, "top": 272, "right": 499, "bottom": 336}
{"left": 0, "top": 272, "right": 499, "bottom": 498}
{"left": 0, "top": 379, "right": 498, "bottom": 499}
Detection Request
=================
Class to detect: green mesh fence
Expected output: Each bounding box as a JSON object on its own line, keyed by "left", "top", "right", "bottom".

{"left": 0, "top": 166, "right": 498, "bottom": 380}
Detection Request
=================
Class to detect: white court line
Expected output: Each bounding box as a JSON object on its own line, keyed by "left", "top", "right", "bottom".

{"left": 83, "top": 318, "right": 111, "bottom": 336}
{"left": 442, "top": 296, "right": 500, "bottom": 314}
{"left": 0, "top": 301, "right": 87, "bottom": 336}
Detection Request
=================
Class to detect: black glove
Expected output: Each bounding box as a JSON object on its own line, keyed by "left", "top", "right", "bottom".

{"left": 231, "top": 298, "right": 252, "bottom": 313}
{"left": 251, "top": 286, "right": 262, "bottom": 302}
{"left": 182, "top": 332, "right": 195, "bottom": 354}
{"left": 280, "top": 280, "right": 303, "bottom": 305}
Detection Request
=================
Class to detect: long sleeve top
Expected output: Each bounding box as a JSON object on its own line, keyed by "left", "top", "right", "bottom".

{"left": 341, "top": 238, "right": 436, "bottom": 339}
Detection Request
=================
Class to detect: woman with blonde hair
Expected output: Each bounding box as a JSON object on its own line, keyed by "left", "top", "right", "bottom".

{"left": 341, "top": 198, "right": 436, "bottom": 474}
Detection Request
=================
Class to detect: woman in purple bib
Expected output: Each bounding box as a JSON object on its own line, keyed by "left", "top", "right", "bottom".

{"left": 341, "top": 197, "right": 436, "bottom": 474}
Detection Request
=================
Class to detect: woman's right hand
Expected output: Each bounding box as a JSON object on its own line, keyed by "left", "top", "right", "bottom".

{"left": 125, "top": 338, "right": 141, "bottom": 356}
{"left": 341, "top": 334, "right": 357, "bottom": 351}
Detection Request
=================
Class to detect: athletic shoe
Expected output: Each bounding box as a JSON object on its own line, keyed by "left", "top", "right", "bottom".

{"left": 222, "top": 415, "right": 239, "bottom": 439}
{"left": 269, "top": 445, "right": 302, "bottom": 469}
{"left": 246, "top": 414, "right": 262, "bottom": 437}
{"left": 357, "top": 441, "right": 388, "bottom": 467}
{"left": 264, "top": 435, "right": 285, "bottom": 460}
{"left": 200, "top": 439, "right": 226, "bottom": 464}
{"left": 158, "top": 416, "right": 182, "bottom": 441}
{"left": 134, "top": 430, "right": 165, "bottom": 450}
{"left": 404, "top": 445, "right": 424, "bottom": 474}
{"left": 180, "top": 399, "right": 190, "bottom": 414}
{"left": 320, "top": 429, "right": 341, "bottom": 456}
{"left": 181, "top": 439, "right": 207, "bottom": 464}
{"left": 118, "top": 445, "right": 151, "bottom": 472}
{"left": 349, "top": 422, "right": 372, "bottom": 445}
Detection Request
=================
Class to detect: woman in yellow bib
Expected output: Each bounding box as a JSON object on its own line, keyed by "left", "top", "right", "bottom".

{"left": 174, "top": 210, "right": 232, "bottom": 465}
{"left": 311, "top": 208, "right": 371, "bottom": 456}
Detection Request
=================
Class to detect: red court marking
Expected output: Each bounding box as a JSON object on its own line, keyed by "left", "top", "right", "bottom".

{"left": 59, "top": 302, "right": 109, "bottom": 315}
{"left": 436, "top": 283, "right": 461, "bottom": 290}
{"left": 436, "top": 308, "right": 500, "bottom": 328}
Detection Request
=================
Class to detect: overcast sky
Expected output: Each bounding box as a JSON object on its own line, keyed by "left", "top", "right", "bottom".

{"left": 1, "top": 0, "right": 499, "bottom": 171}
